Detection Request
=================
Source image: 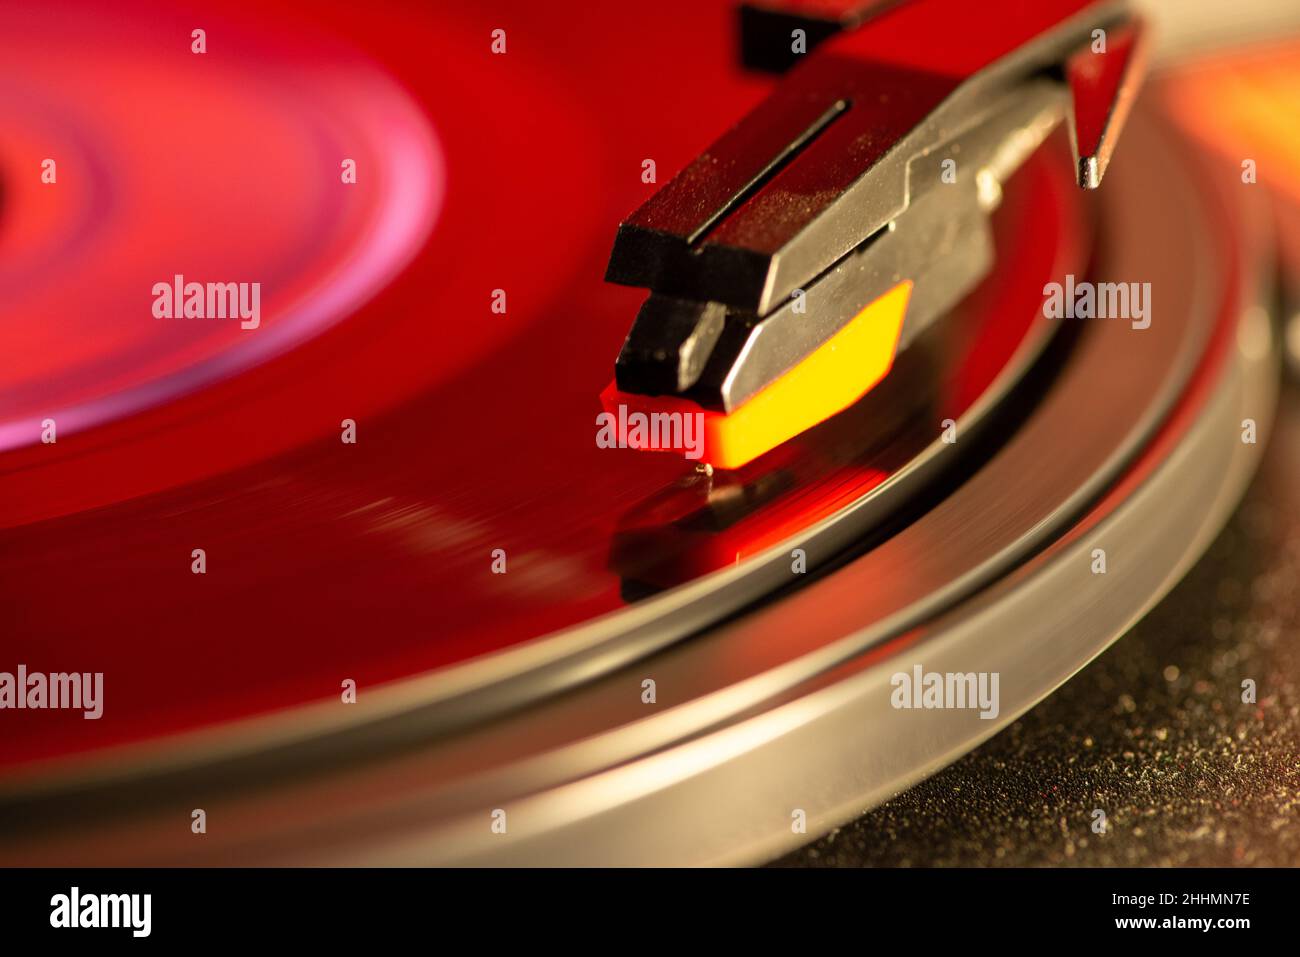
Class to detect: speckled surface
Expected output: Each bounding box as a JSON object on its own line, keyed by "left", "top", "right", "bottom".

{"left": 776, "top": 380, "right": 1300, "bottom": 867}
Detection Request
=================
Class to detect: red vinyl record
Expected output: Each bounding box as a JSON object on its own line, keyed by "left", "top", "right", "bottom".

{"left": 0, "top": 0, "right": 1087, "bottom": 776}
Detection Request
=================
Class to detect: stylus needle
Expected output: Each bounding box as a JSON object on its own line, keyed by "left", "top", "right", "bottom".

{"left": 601, "top": 0, "right": 1149, "bottom": 469}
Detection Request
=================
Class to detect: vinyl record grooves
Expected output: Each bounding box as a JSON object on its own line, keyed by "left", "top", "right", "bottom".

{"left": 0, "top": 63, "right": 1277, "bottom": 866}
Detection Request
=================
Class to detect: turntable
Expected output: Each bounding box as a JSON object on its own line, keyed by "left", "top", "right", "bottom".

{"left": 1, "top": 0, "right": 1298, "bottom": 868}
